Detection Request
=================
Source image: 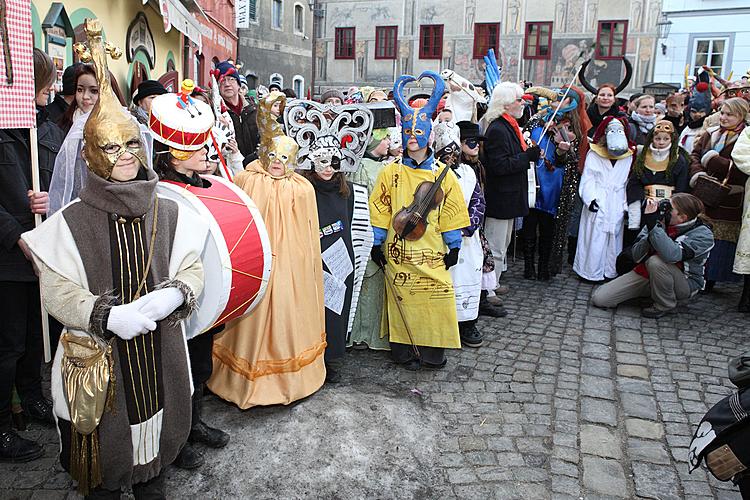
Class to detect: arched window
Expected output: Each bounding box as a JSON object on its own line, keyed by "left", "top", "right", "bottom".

{"left": 292, "top": 75, "right": 304, "bottom": 98}
{"left": 294, "top": 4, "right": 304, "bottom": 35}
{"left": 270, "top": 73, "right": 283, "bottom": 88}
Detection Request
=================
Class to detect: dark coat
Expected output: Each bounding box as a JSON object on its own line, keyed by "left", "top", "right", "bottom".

{"left": 0, "top": 111, "right": 64, "bottom": 281}
{"left": 586, "top": 101, "right": 626, "bottom": 138}
{"left": 46, "top": 95, "right": 70, "bottom": 125}
{"left": 482, "top": 116, "right": 533, "bottom": 219}
{"left": 227, "top": 98, "right": 260, "bottom": 163}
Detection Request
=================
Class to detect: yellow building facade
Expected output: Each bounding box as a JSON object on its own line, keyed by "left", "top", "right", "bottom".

{"left": 31, "top": 0, "right": 198, "bottom": 100}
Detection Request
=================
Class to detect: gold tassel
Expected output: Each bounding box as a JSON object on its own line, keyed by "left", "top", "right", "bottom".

{"left": 70, "top": 429, "right": 103, "bottom": 496}
{"left": 104, "top": 342, "right": 117, "bottom": 416}
{"left": 90, "top": 431, "right": 102, "bottom": 489}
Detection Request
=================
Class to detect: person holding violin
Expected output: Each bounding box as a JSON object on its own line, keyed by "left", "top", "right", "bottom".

{"left": 522, "top": 86, "right": 590, "bottom": 281}
{"left": 369, "top": 71, "right": 470, "bottom": 371}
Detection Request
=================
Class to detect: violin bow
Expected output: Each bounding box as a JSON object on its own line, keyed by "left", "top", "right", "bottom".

{"left": 538, "top": 65, "right": 582, "bottom": 156}
{"left": 382, "top": 265, "right": 421, "bottom": 360}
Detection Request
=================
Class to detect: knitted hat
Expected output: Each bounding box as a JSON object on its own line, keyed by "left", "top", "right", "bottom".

{"left": 215, "top": 60, "right": 240, "bottom": 84}
{"left": 321, "top": 88, "right": 345, "bottom": 103}
{"left": 61, "top": 63, "right": 82, "bottom": 96}
{"left": 269, "top": 82, "right": 282, "bottom": 92}
{"left": 366, "top": 128, "right": 390, "bottom": 154}
{"left": 132, "top": 79, "right": 167, "bottom": 104}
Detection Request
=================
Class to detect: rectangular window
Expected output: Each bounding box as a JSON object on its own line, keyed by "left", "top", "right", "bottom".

{"left": 375, "top": 26, "right": 398, "bottom": 60}
{"left": 473, "top": 23, "right": 500, "bottom": 59}
{"left": 249, "top": 0, "right": 257, "bottom": 22}
{"left": 272, "top": 0, "right": 282, "bottom": 29}
{"left": 692, "top": 38, "right": 728, "bottom": 77}
{"left": 335, "top": 27, "right": 355, "bottom": 59}
{"left": 294, "top": 5, "right": 304, "bottom": 34}
{"left": 419, "top": 24, "right": 443, "bottom": 59}
{"left": 524, "top": 22, "right": 552, "bottom": 60}
{"left": 596, "top": 20, "right": 628, "bottom": 59}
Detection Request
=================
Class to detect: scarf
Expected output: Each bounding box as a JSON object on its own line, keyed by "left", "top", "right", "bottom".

{"left": 500, "top": 113, "right": 527, "bottom": 151}
{"left": 649, "top": 144, "right": 670, "bottom": 162}
{"left": 712, "top": 122, "right": 746, "bottom": 153}
{"left": 630, "top": 112, "right": 657, "bottom": 134}
{"left": 225, "top": 97, "right": 244, "bottom": 116}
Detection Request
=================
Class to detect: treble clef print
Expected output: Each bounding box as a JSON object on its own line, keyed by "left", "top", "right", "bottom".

{"left": 379, "top": 183, "right": 391, "bottom": 208}
{"left": 388, "top": 240, "right": 402, "bottom": 264}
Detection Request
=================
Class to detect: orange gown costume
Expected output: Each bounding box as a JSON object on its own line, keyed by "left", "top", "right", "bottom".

{"left": 208, "top": 155, "right": 326, "bottom": 408}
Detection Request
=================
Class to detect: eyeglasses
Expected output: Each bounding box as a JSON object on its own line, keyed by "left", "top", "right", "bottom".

{"left": 464, "top": 138, "right": 480, "bottom": 149}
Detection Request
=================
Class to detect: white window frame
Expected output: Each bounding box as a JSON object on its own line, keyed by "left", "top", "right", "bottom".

{"left": 270, "top": 73, "right": 284, "bottom": 88}
{"left": 292, "top": 75, "right": 304, "bottom": 98}
{"left": 271, "top": 0, "right": 283, "bottom": 31}
{"left": 293, "top": 3, "right": 305, "bottom": 35}
{"left": 691, "top": 37, "right": 729, "bottom": 77}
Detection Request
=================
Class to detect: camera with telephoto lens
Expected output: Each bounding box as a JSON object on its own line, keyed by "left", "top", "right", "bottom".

{"left": 657, "top": 198, "right": 672, "bottom": 226}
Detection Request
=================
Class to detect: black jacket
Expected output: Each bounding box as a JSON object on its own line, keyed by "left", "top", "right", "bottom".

{"left": 46, "top": 94, "right": 70, "bottom": 125}
{"left": 227, "top": 98, "right": 260, "bottom": 164}
{"left": 586, "top": 101, "right": 626, "bottom": 138}
{"left": 0, "top": 110, "right": 64, "bottom": 281}
{"left": 482, "top": 116, "right": 533, "bottom": 219}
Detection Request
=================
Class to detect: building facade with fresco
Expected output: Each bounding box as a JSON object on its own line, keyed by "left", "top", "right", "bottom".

{"left": 31, "top": 0, "right": 235, "bottom": 103}
{"left": 236, "top": 0, "right": 313, "bottom": 97}
{"left": 312, "top": 0, "right": 663, "bottom": 97}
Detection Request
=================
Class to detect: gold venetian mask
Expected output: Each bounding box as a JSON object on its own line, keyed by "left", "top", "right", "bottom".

{"left": 77, "top": 20, "right": 147, "bottom": 179}
{"left": 262, "top": 136, "right": 299, "bottom": 177}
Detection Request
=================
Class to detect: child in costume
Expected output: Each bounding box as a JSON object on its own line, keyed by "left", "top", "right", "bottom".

{"left": 148, "top": 81, "right": 231, "bottom": 470}
{"left": 348, "top": 128, "right": 392, "bottom": 350}
{"left": 286, "top": 100, "right": 374, "bottom": 381}
{"left": 209, "top": 135, "right": 327, "bottom": 407}
{"left": 369, "top": 71, "right": 470, "bottom": 370}
{"left": 21, "top": 20, "right": 207, "bottom": 496}
{"left": 626, "top": 120, "right": 690, "bottom": 230}
{"left": 432, "top": 121, "right": 484, "bottom": 348}
{"left": 574, "top": 116, "right": 634, "bottom": 281}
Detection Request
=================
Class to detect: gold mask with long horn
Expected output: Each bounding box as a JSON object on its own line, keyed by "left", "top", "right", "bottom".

{"left": 78, "top": 19, "right": 147, "bottom": 179}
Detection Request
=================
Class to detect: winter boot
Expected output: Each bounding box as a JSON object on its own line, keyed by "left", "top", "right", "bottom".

{"left": 479, "top": 290, "right": 508, "bottom": 318}
{"left": 0, "top": 429, "right": 43, "bottom": 463}
{"left": 459, "top": 321, "right": 483, "bottom": 348}
{"left": 523, "top": 239, "right": 536, "bottom": 279}
{"left": 189, "top": 386, "right": 230, "bottom": 449}
{"left": 173, "top": 441, "right": 204, "bottom": 470}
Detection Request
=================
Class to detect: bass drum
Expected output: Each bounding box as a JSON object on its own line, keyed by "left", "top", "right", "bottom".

{"left": 157, "top": 175, "right": 272, "bottom": 338}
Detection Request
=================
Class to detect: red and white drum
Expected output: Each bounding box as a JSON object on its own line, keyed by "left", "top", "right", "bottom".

{"left": 157, "top": 175, "right": 272, "bottom": 338}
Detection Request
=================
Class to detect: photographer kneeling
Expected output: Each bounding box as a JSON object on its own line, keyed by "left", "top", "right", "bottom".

{"left": 592, "top": 193, "right": 714, "bottom": 318}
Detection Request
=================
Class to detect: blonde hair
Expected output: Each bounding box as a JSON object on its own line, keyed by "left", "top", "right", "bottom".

{"left": 720, "top": 97, "right": 750, "bottom": 121}
{"left": 632, "top": 94, "right": 655, "bottom": 109}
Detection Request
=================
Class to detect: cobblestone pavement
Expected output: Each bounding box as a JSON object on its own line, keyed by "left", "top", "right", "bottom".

{"left": 1, "top": 261, "right": 748, "bottom": 499}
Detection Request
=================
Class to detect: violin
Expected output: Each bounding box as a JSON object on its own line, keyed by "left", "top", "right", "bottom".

{"left": 392, "top": 165, "right": 451, "bottom": 241}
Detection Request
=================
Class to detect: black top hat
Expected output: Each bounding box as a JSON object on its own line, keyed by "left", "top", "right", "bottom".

{"left": 457, "top": 121, "right": 485, "bottom": 142}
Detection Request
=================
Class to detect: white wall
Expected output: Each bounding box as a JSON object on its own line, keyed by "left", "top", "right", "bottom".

{"left": 653, "top": 6, "right": 750, "bottom": 85}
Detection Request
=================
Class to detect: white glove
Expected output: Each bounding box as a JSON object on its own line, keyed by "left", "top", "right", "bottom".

{"left": 137, "top": 287, "right": 185, "bottom": 322}
{"left": 106, "top": 300, "right": 157, "bottom": 341}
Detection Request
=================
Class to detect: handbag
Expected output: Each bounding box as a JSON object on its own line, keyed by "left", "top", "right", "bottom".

{"left": 60, "top": 331, "right": 115, "bottom": 495}
{"left": 692, "top": 160, "right": 734, "bottom": 208}
{"left": 60, "top": 331, "right": 115, "bottom": 435}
